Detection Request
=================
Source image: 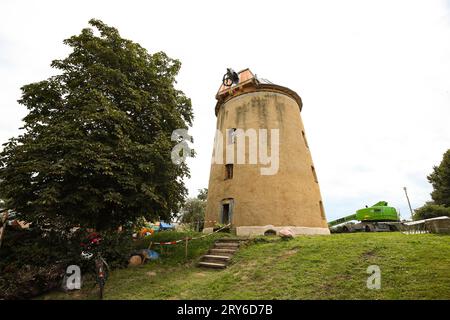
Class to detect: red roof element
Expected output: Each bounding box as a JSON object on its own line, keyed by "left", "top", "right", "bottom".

{"left": 217, "top": 68, "right": 255, "bottom": 96}
{"left": 214, "top": 68, "right": 302, "bottom": 115}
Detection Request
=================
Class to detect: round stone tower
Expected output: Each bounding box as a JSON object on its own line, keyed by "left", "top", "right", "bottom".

{"left": 203, "top": 68, "right": 329, "bottom": 236}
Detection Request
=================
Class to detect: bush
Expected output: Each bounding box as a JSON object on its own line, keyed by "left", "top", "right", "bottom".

{"left": 0, "top": 229, "right": 75, "bottom": 299}
{"left": 0, "top": 263, "right": 66, "bottom": 300}
{"left": 0, "top": 227, "right": 134, "bottom": 299}
{"left": 413, "top": 202, "right": 450, "bottom": 221}
{"left": 96, "top": 230, "right": 135, "bottom": 269}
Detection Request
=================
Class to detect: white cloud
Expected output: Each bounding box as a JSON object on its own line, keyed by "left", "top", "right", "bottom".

{"left": 0, "top": 0, "right": 449, "bottom": 221}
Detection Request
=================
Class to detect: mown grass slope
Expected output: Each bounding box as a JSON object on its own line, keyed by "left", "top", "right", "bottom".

{"left": 42, "top": 232, "right": 450, "bottom": 300}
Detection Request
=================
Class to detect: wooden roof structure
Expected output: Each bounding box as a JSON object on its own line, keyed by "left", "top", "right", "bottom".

{"left": 215, "top": 68, "right": 302, "bottom": 116}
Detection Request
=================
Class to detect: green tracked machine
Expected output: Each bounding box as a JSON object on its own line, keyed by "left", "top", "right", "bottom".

{"left": 328, "top": 201, "right": 401, "bottom": 232}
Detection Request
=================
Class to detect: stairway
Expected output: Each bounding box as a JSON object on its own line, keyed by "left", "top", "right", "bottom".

{"left": 198, "top": 238, "right": 246, "bottom": 269}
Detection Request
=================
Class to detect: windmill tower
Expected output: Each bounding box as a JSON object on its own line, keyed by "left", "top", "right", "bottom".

{"left": 203, "top": 69, "right": 329, "bottom": 236}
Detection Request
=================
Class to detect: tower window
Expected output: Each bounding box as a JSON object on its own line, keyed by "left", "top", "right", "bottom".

{"left": 311, "top": 165, "right": 318, "bottom": 183}
{"left": 302, "top": 131, "right": 309, "bottom": 149}
{"left": 225, "top": 164, "right": 233, "bottom": 180}
{"left": 319, "top": 201, "right": 326, "bottom": 220}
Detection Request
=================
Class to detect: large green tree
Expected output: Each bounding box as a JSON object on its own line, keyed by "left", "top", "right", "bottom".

{"left": 0, "top": 19, "right": 193, "bottom": 232}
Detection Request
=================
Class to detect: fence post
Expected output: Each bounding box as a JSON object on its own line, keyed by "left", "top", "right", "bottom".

{"left": 185, "top": 237, "right": 189, "bottom": 259}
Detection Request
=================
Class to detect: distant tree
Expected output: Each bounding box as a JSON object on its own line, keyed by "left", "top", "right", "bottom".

{"left": 413, "top": 149, "right": 450, "bottom": 221}
{"left": 180, "top": 189, "right": 207, "bottom": 231}
{"left": 428, "top": 149, "right": 450, "bottom": 207}
{"left": 413, "top": 202, "right": 450, "bottom": 221}
{"left": 0, "top": 19, "right": 193, "bottom": 232}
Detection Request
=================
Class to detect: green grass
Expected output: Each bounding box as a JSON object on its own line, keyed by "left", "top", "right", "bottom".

{"left": 41, "top": 232, "right": 450, "bottom": 300}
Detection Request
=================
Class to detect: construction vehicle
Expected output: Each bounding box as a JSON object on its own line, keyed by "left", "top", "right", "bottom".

{"left": 328, "top": 201, "right": 400, "bottom": 232}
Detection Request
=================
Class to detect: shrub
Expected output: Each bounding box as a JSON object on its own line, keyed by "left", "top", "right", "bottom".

{"left": 413, "top": 202, "right": 450, "bottom": 221}
{"left": 0, "top": 227, "right": 134, "bottom": 299}
{"left": 0, "top": 263, "right": 65, "bottom": 300}
{"left": 95, "top": 230, "right": 135, "bottom": 269}
{"left": 0, "top": 229, "right": 74, "bottom": 299}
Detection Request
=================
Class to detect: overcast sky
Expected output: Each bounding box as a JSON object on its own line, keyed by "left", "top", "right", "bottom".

{"left": 1, "top": 0, "right": 449, "bottom": 221}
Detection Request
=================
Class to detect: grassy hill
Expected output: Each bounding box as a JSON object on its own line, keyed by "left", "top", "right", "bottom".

{"left": 41, "top": 232, "right": 450, "bottom": 300}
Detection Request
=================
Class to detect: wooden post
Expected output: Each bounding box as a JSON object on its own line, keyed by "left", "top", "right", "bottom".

{"left": 185, "top": 237, "right": 189, "bottom": 259}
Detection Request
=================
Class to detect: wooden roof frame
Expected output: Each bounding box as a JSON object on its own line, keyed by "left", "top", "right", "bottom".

{"left": 214, "top": 69, "right": 303, "bottom": 116}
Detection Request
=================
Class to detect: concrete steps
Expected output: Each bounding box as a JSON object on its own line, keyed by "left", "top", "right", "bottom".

{"left": 209, "top": 248, "right": 236, "bottom": 255}
{"left": 202, "top": 255, "right": 231, "bottom": 264}
{"left": 214, "top": 242, "right": 239, "bottom": 249}
{"left": 198, "top": 238, "right": 247, "bottom": 269}
{"left": 197, "top": 261, "right": 227, "bottom": 269}
{"left": 214, "top": 238, "right": 244, "bottom": 242}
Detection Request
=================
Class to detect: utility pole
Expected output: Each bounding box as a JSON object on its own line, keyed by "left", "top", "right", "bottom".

{"left": 403, "top": 187, "right": 414, "bottom": 220}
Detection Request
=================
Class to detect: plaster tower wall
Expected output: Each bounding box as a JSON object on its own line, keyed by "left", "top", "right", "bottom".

{"left": 204, "top": 69, "right": 329, "bottom": 236}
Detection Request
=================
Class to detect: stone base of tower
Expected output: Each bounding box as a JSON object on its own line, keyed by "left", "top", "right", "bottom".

{"left": 203, "top": 225, "right": 330, "bottom": 237}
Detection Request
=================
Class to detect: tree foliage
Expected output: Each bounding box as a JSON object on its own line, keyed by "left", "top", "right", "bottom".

{"left": 180, "top": 189, "right": 207, "bottom": 231}
{"left": 413, "top": 202, "right": 450, "bottom": 220}
{"left": 414, "top": 149, "right": 450, "bottom": 220}
{"left": 428, "top": 149, "right": 450, "bottom": 207}
{"left": 0, "top": 19, "right": 193, "bottom": 232}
